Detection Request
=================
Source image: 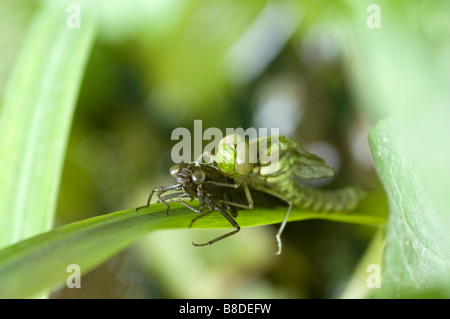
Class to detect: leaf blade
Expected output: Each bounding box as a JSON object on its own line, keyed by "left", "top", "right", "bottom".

{"left": 369, "top": 117, "right": 450, "bottom": 297}
{"left": 0, "top": 4, "right": 96, "bottom": 248}
{"left": 0, "top": 196, "right": 385, "bottom": 298}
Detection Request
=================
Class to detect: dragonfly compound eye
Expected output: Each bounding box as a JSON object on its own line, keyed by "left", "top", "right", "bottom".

{"left": 169, "top": 164, "right": 181, "bottom": 177}
{"left": 191, "top": 168, "right": 206, "bottom": 184}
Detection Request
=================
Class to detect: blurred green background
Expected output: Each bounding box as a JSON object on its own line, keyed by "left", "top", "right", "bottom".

{"left": 0, "top": 0, "right": 448, "bottom": 298}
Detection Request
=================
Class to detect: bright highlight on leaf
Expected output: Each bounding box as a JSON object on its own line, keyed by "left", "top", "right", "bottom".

{"left": 0, "top": 3, "right": 96, "bottom": 249}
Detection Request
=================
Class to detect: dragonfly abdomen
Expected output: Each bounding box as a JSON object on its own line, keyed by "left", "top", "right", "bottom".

{"left": 300, "top": 186, "right": 364, "bottom": 211}
{"left": 269, "top": 178, "right": 364, "bottom": 212}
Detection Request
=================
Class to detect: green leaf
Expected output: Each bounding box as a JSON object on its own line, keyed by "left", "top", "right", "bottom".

{"left": 0, "top": 196, "right": 385, "bottom": 298}
{"left": 342, "top": 0, "right": 450, "bottom": 298}
{"left": 0, "top": 4, "right": 96, "bottom": 248}
{"left": 369, "top": 118, "right": 450, "bottom": 298}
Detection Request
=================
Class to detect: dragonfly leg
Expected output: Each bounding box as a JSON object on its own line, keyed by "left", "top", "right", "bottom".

{"left": 161, "top": 192, "right": 191, "bottom": 202}
{"left": 191, "top": 206, "right": 241, "bottom": 247}
{"left": 180, "top": 200, "right": 204, "bottom": 214}
{"left": 161, "top": 192, "right": 198, "bottom": 213}
{"left": 199, "top": 182, "right": 254, "bottom": 210}
{"left": 257, "top": 186, "right": 292, "bottom": 255}
{"left": 135, "top": 189, "right": 156, "bottom": 212}
{"left": 135, "top": 184, "right": 180, "bottom": 215}
{"left": 220, "top": 183, "right": 254, "bottom": 210}
{"left": 275, "top": 202, "right": 292, "bottom": 255}
{"left": 201, "top": 180, "right": 240, "bottom": 188}
{"left": 176, "top": 184, "right": 210, "bottom": 215}
{"left": 188, "top": 207, "right": 215, "bottom": 228}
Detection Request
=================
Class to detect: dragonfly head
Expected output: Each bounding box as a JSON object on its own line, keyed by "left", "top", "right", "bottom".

{"left": 169, "top": 164, "right": 206, "bottom": 186}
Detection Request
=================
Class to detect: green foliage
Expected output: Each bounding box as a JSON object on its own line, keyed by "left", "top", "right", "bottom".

{"left": 0, "top": 2, "right": 95, "bottom": 298}
{"left": 369, "top": 118, "right": 450, "bottom": 298}
{"left": 0, "top": 3, "right": 95, "bottom": 248}
{"left": 341, "top": 112, "right": 450, "bottom": 299}
{"left": 347, "top": 0, "right": 450, "bottom": 298}
{"left": 0, "top": 0, "right": 448, "bottom": 299}
{"left": 0, "top": 195, "right": 385, "bottom": 298}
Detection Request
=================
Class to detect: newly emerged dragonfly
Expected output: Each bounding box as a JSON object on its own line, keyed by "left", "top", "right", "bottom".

{"left": 197, "top": 134, "right": 366, "bottom": 254}
{"left": 135, "top": 163, "right": 284, "bottom": 247}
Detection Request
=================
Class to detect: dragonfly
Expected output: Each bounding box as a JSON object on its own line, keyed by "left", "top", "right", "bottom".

{"left": 196, "top": 134, "right": 366, "bottom": 254}
{"left": 135, "top": 163, "right": 284, "bottom": 247}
